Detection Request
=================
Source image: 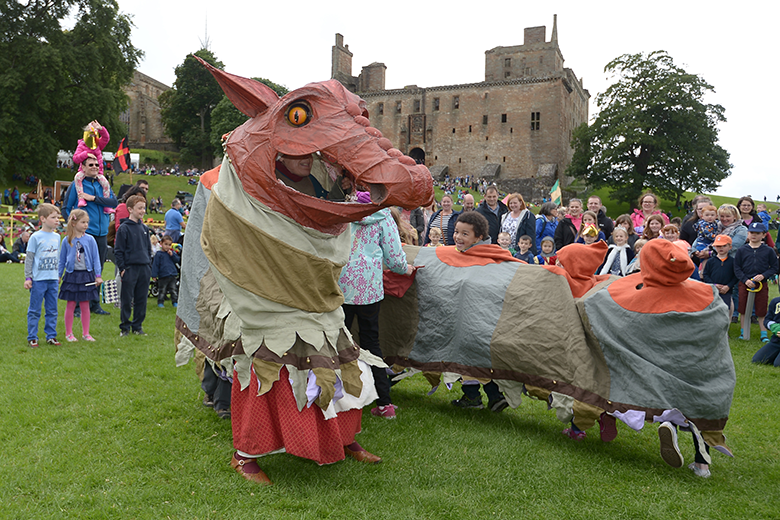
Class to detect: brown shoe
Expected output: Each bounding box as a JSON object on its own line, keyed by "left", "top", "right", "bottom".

{"left": 344, "top": 445, "right": 382, "bottom": 464}
{"left": 230, "top": 453, "right": 272, "bottom": 485}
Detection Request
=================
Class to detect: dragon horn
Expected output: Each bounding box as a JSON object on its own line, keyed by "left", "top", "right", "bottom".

{"left": 192, "top": 55, "right": 280, "bottom": 118}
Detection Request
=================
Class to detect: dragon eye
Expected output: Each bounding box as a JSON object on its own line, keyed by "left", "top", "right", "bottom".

{"left": 286, "top": 102, "right": 311, "bottom": 127}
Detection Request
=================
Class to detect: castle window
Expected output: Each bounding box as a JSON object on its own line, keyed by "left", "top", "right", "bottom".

{"left": 484, "top": 92, "right": 489, "bottom": 100}
{"left": 485, "top": 136, "right": 489, "bottom": 141}
{"left": 485, "top": 156, "right": 488, "bottom": 161}
{"left": 505, "top": 71, "right": 511, "bottom": 78}
{"left": 378, "top": 103, "right": 384, "bottom": 115}
{"left": 531, "top": 112, "right": 540, "bottom": 131}
{"left": 396, "top": 101, "right": 402, "bottom": 113}
{"left": 539, "top": 56, "right": 544, "bottom": 64}
{"left": 453, "top": 96, "right": 459, "bottom": 109}
{"left": 501, "top": 114, "right": 507, "bottom": 123}
{"left": 468, "top": 125, "right": 472, "bottom": 133}
{"left": 482, "top": 115, "right": 488, "bottom": 125}
{"left": 434, "top": 98, "right": 440, "bottom": 111}
{"left": 503, "top": 157, "right": 506, "bottom": 162}
{"left": 414, "top": 99, "right": 421, "bottom": 113}
{"left": 459, "top": 158, "right": 462, "bottom": 163}
{"left": 504, "top": 58, "right": 511, "bottom": 67}
{"left": 452, "top": 128, "right": 455, "bottom": 133}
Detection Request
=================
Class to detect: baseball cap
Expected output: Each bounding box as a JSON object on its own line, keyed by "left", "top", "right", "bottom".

{"left": 712, "top": 235, "right": 732, "bottom": 246}
{"left": 747, "top": 221, "right": 767, "bottom": 233}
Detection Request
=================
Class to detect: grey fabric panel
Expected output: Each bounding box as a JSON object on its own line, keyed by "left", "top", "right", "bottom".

{"left": 411, "top": 247, "right": 520, "bottom": 368}
{"left": 176, "top": 181, "right": 212, "bottom": 334}
{"left": 584, "top": 290, "right": 735, "bottom": 420}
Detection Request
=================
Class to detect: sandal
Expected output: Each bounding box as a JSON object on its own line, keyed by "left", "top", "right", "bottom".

{"left": 66, "top": 334, "right": 78, "bottom": 342}
{"left": 83, "top": 335, "right": 95, "bottom": 342}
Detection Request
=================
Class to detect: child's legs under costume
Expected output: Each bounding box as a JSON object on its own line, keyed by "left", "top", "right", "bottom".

{"left": 343, "top": 302, "right": 390, "bottom": 406}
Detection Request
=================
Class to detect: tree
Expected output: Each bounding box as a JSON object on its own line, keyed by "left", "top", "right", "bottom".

{"left": 567, "top": 51, "right": 731, "bottom": 208}
{"left": 209, "top": 78, "right": 288, "bottom": 157}
{"left": 159, "top": 49, "right": 225, "bottom": 168}
{"left": 0, "top": 0, "right": 142, "bottom": 183}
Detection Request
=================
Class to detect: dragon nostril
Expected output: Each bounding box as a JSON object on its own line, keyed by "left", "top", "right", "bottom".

{"left": 365, "top": 127, "right": 382, "bottom": 138}
{"left": 345, "top": 103, "right": 362, "bottom": 117}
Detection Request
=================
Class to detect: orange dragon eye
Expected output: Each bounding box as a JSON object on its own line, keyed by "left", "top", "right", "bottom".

{"left": 286, "top": 102, "right": 311, "bottom": 127}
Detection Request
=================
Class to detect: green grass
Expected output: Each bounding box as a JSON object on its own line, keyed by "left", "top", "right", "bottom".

{"left": 1, "top": 261, "right": 779, "bottom": 518}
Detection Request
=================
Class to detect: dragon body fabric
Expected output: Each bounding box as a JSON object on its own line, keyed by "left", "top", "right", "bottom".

{"left": 175, "top": 59, "right": 433, "bottom": 465}
{"left": 380, "top": 240, "right": 735, "bottom": 456}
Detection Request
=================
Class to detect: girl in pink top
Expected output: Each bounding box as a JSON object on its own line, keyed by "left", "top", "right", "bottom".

{"left": 72, "top": 120, "right": 113, "bottom": 213}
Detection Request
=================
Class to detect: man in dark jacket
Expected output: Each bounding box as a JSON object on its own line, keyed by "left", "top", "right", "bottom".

{"left": 115, "top": 195, "right": 153, "bottom": 336}
{"left": 587, "top": 196, "right": 614, "bottom": 241}
{"left": 476, "top": 186, "right": 508, "bottom": 245}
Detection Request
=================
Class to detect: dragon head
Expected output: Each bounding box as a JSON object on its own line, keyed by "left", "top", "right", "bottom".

{"left": 195, "top": 57, "right": 434, "bottom": 234}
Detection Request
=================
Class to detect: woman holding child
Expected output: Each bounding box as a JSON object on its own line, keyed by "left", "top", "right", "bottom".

{"left": 500, "top": 193, "right": 536, "bottom": 254}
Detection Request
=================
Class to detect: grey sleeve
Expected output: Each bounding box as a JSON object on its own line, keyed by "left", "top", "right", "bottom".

{"left": 24, "top": 251, "right": 35, "bottom": 279}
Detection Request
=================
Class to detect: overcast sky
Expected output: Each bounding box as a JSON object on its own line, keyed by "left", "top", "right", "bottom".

{"left": 116, "top": 0, "right": 779, "bottom": 200}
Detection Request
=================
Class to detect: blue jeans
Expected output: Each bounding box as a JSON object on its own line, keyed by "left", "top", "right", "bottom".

{"left": 28, "top": 279, "right": 59, "bottom": 340}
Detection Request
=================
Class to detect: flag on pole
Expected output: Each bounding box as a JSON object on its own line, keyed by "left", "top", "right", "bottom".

{"left": 550, "top": 180, "right": 562, "bottom": 206}
{"left": 113, "top": 137, "right": 130, "bottom": 173}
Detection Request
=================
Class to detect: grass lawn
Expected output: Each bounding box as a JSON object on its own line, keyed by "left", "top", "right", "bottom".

{"left": 1, "top": 259, "right": 779, "bottom": 519}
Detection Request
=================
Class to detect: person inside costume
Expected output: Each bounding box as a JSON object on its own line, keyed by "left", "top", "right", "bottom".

{"left": 449, "top": 211, "right": 510, "bottom": 412}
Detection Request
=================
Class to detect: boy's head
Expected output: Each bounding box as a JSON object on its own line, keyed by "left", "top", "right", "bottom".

{"left": 517, "top": 235, "right": 533, "bottom": 252}
{"left": 712, "top": 234, "right": 732, "bottom": 256}
{"left": 700, "top": 205, "right": 718, "bottom": 223}
{"left": 580, "top": 223, "right": 600, "bottom": 244}
{"left": 127, "top": 195, "right": 146, "bottom": 219}
{"left": 757, "top": 203, "right": 768, "bottom": 212}
{"left": 38, "top": 203, "right": 60, "bottom": 231}
{"left": 497, "top": 231, "right": 512, "bottom": 249}
{"left": 661, "top": 224, "right": 680, "bottom": 241}
{"left": 161, "top": 235, "right": 173, "bottom": 252}
{"left": 453, "top": 211, "right": 488, "bottom": 252}
{"left": 747, "top": 221, "right": 767, "bottom": 244}
{"left": 429, "top": 227, "right": 442, "bottom": 242}
{"left": 634, "top": 238, "right": 648, "bottom": 254}
{"left": 541, "top": 237, "right": 555, "bottom": 254}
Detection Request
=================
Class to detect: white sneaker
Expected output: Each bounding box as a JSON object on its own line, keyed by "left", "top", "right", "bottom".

{"left": 688, "top": 462, "right": 711, "bottom": 478}
{"left": 658, "top": 422, "right": 683, "bottom": 468}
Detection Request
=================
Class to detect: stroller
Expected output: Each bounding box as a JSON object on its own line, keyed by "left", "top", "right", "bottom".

{"left": 149, "top": 243, "right": 182, "bottom": 299}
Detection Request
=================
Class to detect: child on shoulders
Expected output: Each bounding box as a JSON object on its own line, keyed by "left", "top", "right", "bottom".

{"left": 72, "top": 120, "right": 113, "bottom": 214}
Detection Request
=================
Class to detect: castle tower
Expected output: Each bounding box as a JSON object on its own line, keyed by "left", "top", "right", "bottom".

{"left": 484, "top": 15, "right": 564, "bottom": 81}
{"left": 331, "top": 34, "right": 357, "bottom": 91}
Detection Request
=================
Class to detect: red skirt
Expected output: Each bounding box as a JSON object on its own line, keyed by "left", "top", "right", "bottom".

{"left": 232, "top": 366, "right": 363, "bottom": 465}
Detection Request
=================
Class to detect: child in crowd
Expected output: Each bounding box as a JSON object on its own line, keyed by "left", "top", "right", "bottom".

{"left": 626, "top": 239, "right": 648, "bottom": 275}
{"left": 451, "top": 211, "right": 508, "bottom": 412}
{"left": 58, "top": 209, "right": 102, "bottom": 342}
{"left": 661, "top": 224, "right": 690, "bottom": 255}
{"left": 497, "top": 231, "right": 513, "bottom": 253}
{"left": 72, "top": 120, "right": 113, "bottom": 213}
{"left": 691, "top": 205, "right": 719, "bottom": 252}
{"left": 734, "top": 222, "right": 779, "bottom": 342}
{"left": 24, "top": 203, "right": 62, "bottom": 347}
{"left": 752, "top": 296, "right": 780, "bottom": 366}
{"left": 611, "top": 214, "right": 639, "bottom": 249}
{"left": 702, "top": 235, "right": 738, "bottom": 314}
{"left": 642, "top": 215, "right": 665, "bottom": 240}
{"left": 513, "top": 235, "right": 537, "bottom": 263}
{"left": 578, "top": 224, "right": 601, "bottom": 245}
{"left": 151, "top": 235, "right": 180, "bottom": 308}
{"left": 536, "top": 236, "right": 557, "bottom": 265}
{"left": 577, "top": 211, "right": 605, "bottom": 242}
{"left": 115, "top": 195, "right": 153, "bottom": 336}
{"left": 150, "top": 234, "right": 161, "bottom": 255}
{"left": 426, "top": 227, "right": 443, "bottom": 247}
{"left": 598, "top": 227, "right": 635, "bottom": 276}
{"left": 756, "top": 203, "right": 771, "bottom": 227}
